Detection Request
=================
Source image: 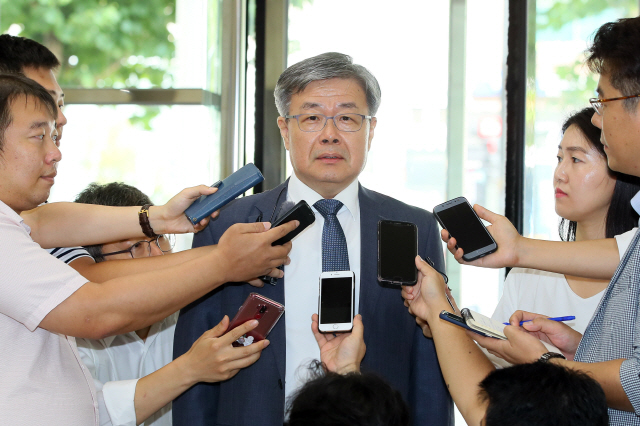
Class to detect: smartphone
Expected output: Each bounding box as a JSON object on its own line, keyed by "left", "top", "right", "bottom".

{"left": 433, "top": 197, "right": 498, "bottom": 261}
{"left": 227, "top": 293, "right": 285, "bottom": 347}
{"left": 270, "top": 200, "right": 316, "bottom": 246}
{"left": 318, "top": 271, "right": 355, "bottom": 333}
{"left": 438, "top": 310, "right": 495, "bottom": 338}
{"left": 184, "top": 163, "right": 264, "bottom": 225}
{"left": 377, "top": 220, "right": 418, "bottom": 285}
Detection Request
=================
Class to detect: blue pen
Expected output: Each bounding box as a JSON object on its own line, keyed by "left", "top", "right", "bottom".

{"left": 503, "top": 316, "right": 575, "bottom": 326}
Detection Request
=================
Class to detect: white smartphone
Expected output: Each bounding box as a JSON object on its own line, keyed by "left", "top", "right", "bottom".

{"left": 318, "top": 271, "right": 355, "bottom": 333}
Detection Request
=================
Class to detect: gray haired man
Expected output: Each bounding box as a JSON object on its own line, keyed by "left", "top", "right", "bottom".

{"left": 173, "top": 52, "right": 453, "bottom": 426}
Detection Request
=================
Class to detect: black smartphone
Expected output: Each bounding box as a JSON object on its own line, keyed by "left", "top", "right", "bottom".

{"left": 318, "top": 271, "right": 355, "bottom": 333}
{"left": 377, "top": 220, "right": 418, "bottom": 285}
{"left": 270, "top": 200, "right": 316, "bottom": 246}
{"left": 438, "top": 310, "right": 494, "bottom": 338}
{"left": 433, "top": 197, "right": 497, "bottom": 261}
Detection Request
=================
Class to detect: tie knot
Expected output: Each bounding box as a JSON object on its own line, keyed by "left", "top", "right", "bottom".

{"left": 314, "top": 199, "right": 344, "bottom": 218}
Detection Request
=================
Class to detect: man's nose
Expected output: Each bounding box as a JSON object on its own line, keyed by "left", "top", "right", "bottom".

{"left": 591, "top": 110, "right": 603, "bottom": 129}
{"left": 319, "top": 117, "right": 340, "bottom": 143}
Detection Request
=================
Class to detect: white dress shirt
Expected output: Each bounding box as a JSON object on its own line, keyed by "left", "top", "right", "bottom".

{"left": 77, "top": 313, "right": 178, "bottom": 426}
{"left": 284, "top": 173, "right": 361, "bottom": 403}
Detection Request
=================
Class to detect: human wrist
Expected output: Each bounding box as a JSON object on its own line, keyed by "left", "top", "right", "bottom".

{"left": 172, "top": 353, "right": 199, "bottom": 388}
{"left": 335, "top": 362, "right": 360, "bottom": 375}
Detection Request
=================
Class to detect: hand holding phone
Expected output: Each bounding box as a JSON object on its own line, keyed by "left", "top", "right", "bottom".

{"left": 433, "top": 197, "right": 497, "bottom": 261}
{"left": 318, "top": 271, "right": 355, "bottom": 333}
{"left": 227, "top": 293, "right": 285, "bottom": 347}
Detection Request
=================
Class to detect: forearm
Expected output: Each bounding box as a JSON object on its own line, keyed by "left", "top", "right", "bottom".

{"left": 23, "top": 203, "right": 147, "bottom": 248}
{"left": 427, "top": 301, "right": 494, "bottom": 425}
{"left": 41, "top": 250, "right": 230, "bottom": 339}
{"left": 69, "top": 246, "right": 216, "bottom": 283}
{"left": 134, "top": 356, "right": 196, "bottom": 424}
{"left": 552, "top": 358, "right": 630, "bottom": 411}
{"left": 516, "top": 237, "right": 619, "bottom": 279}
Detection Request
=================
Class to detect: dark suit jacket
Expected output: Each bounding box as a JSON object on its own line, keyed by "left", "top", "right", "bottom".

{"left": 173, "top": 181, "right": 453, "bottom": 426}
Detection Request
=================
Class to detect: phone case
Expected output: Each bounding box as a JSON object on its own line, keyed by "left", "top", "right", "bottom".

{"left": 377, "top": 220, "right": 418, "bottom": 285}
{"left": 270, "top": 200, "right": 316, "bottom": 246}
{"left": 227, "top": 293, "right": 285, "bottom": 347}
{"left": 184, "top": 163, "right": 264, "bottom": 225}
{"left": 433, "top": 196, "right": 497, "bottom": 261}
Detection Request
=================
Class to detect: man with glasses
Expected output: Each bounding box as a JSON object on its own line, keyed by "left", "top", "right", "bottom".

{"left": 49, "top": 182, "right": 269, "bottom": 426}
{"left": 406, "top": 16, "right": 640, "bottom": 426}
{"left": 173, "top": 52, "right": 452, "bottom": 426}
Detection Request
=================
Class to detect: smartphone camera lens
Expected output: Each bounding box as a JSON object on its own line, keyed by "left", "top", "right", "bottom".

{"left": 259, "top": 305, "right": 267, "bottom": 314}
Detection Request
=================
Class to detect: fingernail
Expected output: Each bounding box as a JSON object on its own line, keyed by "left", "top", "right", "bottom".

{"left": 249, "top": 319, "right": 259, "bottom": 326}
{"left": 263, "top": 339, "right": 270, "bottom": 347}
{"left": 263, "top": 222, "right": 272, "bottom": 230}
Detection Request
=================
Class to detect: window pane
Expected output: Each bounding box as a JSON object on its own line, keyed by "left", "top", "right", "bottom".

{"left": 525, "top": 2, "right": 639, "bottom": 241}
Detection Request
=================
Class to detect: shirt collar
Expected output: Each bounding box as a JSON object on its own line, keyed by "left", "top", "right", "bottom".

{"left": 0, "top": 199, "right": 31, "bottom": 234}
{"left": 287, "top": 172, "right": 359, "bottom": 221}
{"left": 632, "top": 191, "right": 640, "bottom": 223}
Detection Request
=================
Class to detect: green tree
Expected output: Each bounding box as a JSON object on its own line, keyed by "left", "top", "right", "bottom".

{"left": 1, "top": 0, "right": 176, "bottom": 88}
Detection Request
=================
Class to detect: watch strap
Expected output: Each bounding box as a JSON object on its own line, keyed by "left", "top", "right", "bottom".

{"left": 138, "top": 204, "right": 158, "bottom": 238}
{"left": 538, "top": 352, "right": 566, "bottom": 362}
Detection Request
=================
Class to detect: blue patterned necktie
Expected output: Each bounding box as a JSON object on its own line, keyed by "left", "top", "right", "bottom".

{"left": 314, "top": 199, "right": 350, "bottom": 272}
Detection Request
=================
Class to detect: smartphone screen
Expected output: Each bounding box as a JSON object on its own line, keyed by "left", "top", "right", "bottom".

{"left": 434, "top": 197, "right": 497, "bottom": 261}
{"left": 378, "top": 220, "right": 418, "bottom": 285}
{"left": 319, "top": 273, "right": 354, "bottom": 332}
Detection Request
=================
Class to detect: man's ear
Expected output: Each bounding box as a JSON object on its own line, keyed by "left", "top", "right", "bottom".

{"left": 277, "top": 116, "right": 291, "bottom": 150}
{"left": 367, "top": 117, "right": 377, "bottom": 151}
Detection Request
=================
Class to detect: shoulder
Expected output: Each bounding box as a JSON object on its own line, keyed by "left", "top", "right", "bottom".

{"left": 359, "top": 186, "right": 437, "bottom": 226}
{"left": 46, "top": 247, "right": 93, "bottom": 264}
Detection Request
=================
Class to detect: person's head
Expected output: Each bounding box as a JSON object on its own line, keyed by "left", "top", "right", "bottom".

{"left": 479, "top": 362, "right": 608, "bottom": 426}
{"left": 285, "top": 362, "right": 409, "bottom": 426}
{"left": 0, "top": 35, "right": 67, "bottom": 144}
{"left": 275, "top": 53, "right": 380, "bottom": 198}
{"left": 74, "top": 182, "right": 173, "bottom": 261}
{"left": 587, "top": 17, "right": 640, "bottom": 177}
{"left": 556, "top": 107, "right": 640, "bottom": 241}
{"left": 0, "top": 73, "right": 59, "bottom": 213}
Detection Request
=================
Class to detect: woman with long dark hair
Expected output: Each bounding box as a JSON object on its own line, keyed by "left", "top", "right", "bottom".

{"left": 492, "top": 107, "right": 640, "bottom": 333}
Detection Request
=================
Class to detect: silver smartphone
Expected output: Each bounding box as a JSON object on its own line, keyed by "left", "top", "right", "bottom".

{"left": 433, "top": 196, "right": 497, "bottom": 261}
{"left": 318, "top": 271, "right": 355, "bottom": 333}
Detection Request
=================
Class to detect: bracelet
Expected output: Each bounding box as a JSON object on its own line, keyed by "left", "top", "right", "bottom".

{"left": 138, "top": 204, "right": 158, "bottom": 238}
{"left": 538, "top": 352, "right": 566, "bottom": 362}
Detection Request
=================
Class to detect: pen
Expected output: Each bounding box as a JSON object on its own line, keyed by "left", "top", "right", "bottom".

{"left": 503, "top": 316, "right": 575, "bottom": 326}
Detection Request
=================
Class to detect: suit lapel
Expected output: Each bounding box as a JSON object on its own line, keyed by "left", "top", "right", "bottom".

{"left": 358, "top": 185, "right": 387, "bottom": 318}
{"left": 249, "top": 180, "right": 289, "bottom": 381}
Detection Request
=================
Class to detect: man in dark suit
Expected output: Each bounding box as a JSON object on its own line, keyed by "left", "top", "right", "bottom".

{"left": 173, "top": 52, "right": 452, "bottom": 426}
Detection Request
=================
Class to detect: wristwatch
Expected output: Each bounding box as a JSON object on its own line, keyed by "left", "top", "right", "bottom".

{"left": 538, "top": 352, "right": 566, "bottom": 362}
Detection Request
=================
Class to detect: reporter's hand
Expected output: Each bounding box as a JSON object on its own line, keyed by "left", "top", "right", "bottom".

{"left": 150, "top": 185, "right": 220, "bottom": 234}
{"left": 216, "top": 221, "right": 297, "bottom": 283}
{"left": 311, "top": 314, "right": 365, "bottom": 374}
{"left": 442, "top": 204, "right": 521, "bottom": 269}
{"left": 508, "top": 311, "right": 582, "bottom": 360}
{"left": 402, "top": 256, "right": 450, "bottom": 325}
{"left": 470, "top": 325, "right": 549, "bottom": 365}
{"left": 180, "top": 315, "right": 268, "bottom": 383}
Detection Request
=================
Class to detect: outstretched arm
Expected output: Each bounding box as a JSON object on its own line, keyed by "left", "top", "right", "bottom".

{"left": 39, "top": 221, "right": 297, "bottom": 339}
{"left": 23, "top": 185, "right": 218, "bottom": 248}
{"left": 443, "top": 204, "right": 620, "bottom": 279}
{"left": 132, "top": 316, "right": 268, "bottom": 424}
{"left": 402, "top": 257, "right": 494, "bottom": 425}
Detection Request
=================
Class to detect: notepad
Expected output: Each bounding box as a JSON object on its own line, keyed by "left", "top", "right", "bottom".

{"left": 461, "top": 308, "right": 508, "bottom": 339}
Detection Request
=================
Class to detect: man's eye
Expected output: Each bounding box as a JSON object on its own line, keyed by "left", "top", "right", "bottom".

{"left": 338, "top": 115, "right": 353, "bottom": 122}
{"left": 304, "top": 115, "right": 320, "bottom": 122}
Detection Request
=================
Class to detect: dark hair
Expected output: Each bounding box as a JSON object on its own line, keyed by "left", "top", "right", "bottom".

{"left": 480, "top": 362, "right": 608, "bottom": 426}
{"left": 0, "top": 34, "right": 60, "bottom": 75}
{"left": 558, "top": 107, "right": 640, "bottom": 241}
{"left": 0, "top": 73, "right": 58, "bottom": 152}
{"left": 586, "top": 17, "right": 640, "bottom": 111}
{"left": 285, "top": 361, "right": 409, "bottom": 426}
{"left": 274, "top": 52, "right": 381, "bottom": 116}
{"left": 74, "top": 182, "right": 153, "bottom": 261}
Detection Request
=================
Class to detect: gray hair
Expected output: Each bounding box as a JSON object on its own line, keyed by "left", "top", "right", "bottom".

{"left": 274, "top": 52, "right": 381, "bottom": 116}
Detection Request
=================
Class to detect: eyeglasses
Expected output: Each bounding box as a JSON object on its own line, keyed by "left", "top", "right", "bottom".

{"left": 101, "top": 234, "right": 176, "bottom": 259}
{"left": 284, "top": 113, "right": 372, "bottom": 132}
{"left": 589, "top": 94, "right": 640, "bottom": 115}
